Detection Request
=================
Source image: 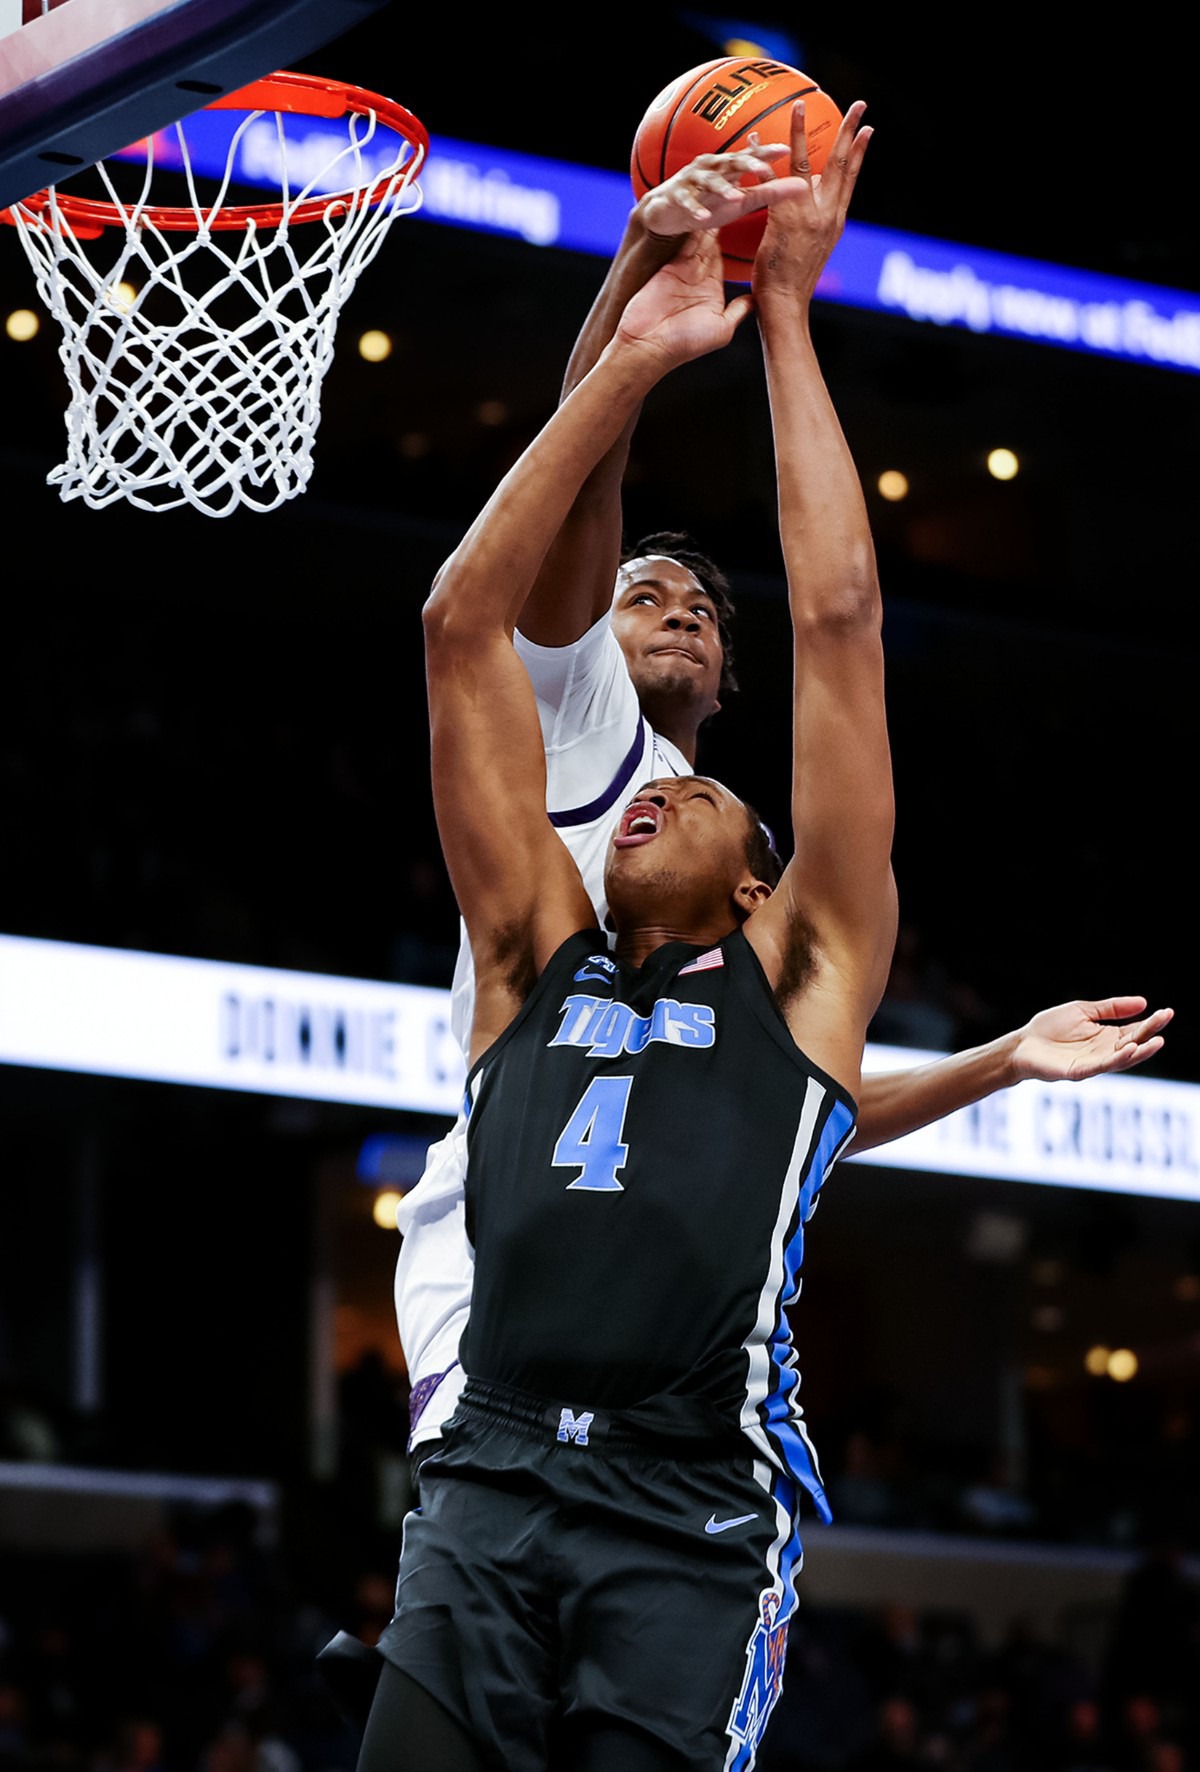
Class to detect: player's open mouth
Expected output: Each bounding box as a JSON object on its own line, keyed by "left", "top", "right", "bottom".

{"left": 614, "top": 801, "right": 663, "bottom": 847}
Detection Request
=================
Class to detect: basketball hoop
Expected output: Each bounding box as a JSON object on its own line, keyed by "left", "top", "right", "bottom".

{"left": 0, "top": 72, "right": 429, "bottom": 516}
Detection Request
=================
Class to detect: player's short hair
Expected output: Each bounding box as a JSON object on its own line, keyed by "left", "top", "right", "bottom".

{"left": 621, "top": 530, "right": 738, "bottom": 698}
{"left": 745, "top": 806, "right": 784, "bottom": 888}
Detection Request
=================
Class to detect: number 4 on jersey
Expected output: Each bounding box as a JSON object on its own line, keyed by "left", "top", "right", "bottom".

{"left": 552, "top": 1075, "right": 633, "bottom": 1192}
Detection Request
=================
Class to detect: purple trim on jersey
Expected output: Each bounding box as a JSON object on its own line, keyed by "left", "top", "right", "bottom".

{"left": 408, "top": 1363, "right": 459, "bottom": 1435}
{"left": 547, "top": 718, "right": 649, "bottom": 829}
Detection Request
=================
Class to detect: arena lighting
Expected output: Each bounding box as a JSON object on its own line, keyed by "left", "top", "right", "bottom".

{"left": 357, "top": 328, "right": 392, "bottom": 362}
{"left": 2, "top": 934, "right": 1199, "bottom": 1202}
{"left": 110, "top": 127, "right": 1200, "bottom": 376}
{"left": 372, "top": 1189, "right": 403, "bottom": 1230}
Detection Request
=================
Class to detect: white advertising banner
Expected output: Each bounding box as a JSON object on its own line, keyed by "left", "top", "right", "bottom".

{"left": 853, "top": 1043, "right": 1200, "bottom": 1202}
{"left": 0, "top": 933, "right": 465, "bottom": 1115}
{"left": 2, "top": 936, "right": 1198, "bottom": 1201}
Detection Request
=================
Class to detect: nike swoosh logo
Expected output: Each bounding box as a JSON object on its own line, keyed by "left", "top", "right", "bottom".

{"left": 705, "top": 1512, "right": 758, "bottom": 1535}
{"left": 573, "top": 969, "right": 613, "bottom": 985}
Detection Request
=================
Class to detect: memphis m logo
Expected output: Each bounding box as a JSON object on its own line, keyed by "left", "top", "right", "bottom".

{"left": 556, "top": 1407, "right": 595, "bottom": 1446}
{"left": 728, "top": 1615, "right": 788, "bottom": 1758}
{"left": 549, "top": 993, "right": 715, "bottom": 1058}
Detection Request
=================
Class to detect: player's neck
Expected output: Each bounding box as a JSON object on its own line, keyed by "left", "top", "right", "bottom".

{"left": 613, "top": 915, "right": 732, "bottom": 969}
{"left": 646, "top": 704, "right": 700, "bottom": 766}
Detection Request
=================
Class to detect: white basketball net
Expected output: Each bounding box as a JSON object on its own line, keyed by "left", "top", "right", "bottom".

{"left": 6, "top": 99, "right": 425, "bottom": 516}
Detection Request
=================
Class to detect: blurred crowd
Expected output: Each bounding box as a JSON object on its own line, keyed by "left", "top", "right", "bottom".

{"left": 759, "top": 1564, "right": 1200, "bottom": 1772}
{"left": 817, "top": 1404, "right": 1200, "bottom": 1556}
{"left": 1, "top": 1494, "right": 1198, "bottom": 1772}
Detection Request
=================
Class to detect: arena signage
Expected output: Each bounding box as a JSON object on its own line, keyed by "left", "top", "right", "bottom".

{"left": 1, "top": 935, "right": 1198, "bottom": 1201}
{"left": 852, "top": 1042, "right": 1200, "bottom": 1201}
{"left": 861, "top": 229, "right": 1200, "bottom": 374}
{"left": 0, "top": 933, "right": 463, "bottom": 1114}
{"left": 114, "top": 125, "right": 1200, "bottom": 374}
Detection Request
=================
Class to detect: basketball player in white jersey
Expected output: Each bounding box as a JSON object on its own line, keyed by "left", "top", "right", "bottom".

{"left": 391, "top": 144, "right": 1173, "bottom": 1476}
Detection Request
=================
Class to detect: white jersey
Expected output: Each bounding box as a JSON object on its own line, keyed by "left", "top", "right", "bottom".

{"left": 395, "top": 611, "right": 691, "bottom": 1447}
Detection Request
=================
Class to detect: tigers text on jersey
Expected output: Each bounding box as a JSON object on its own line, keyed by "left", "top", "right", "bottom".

{"left": 460, "top": 927, "right": 857, "bottom": 1518}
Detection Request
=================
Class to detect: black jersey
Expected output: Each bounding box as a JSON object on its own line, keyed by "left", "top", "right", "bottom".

{"left": 459, "top": 927, "right": 857, "bottom": 1519}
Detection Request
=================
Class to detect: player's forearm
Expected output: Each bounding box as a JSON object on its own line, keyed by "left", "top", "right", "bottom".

{"left": 561, "top": 206, "right": 683, "bottom": 399}
{"left": 753, "top": 281, "right": 894, "bottom": 1016}
{"left": 758, "top": 308, "right": 880, "bottom": 628}
{"left": 427, "top": 340, "right": 665, "bottom": 642}
{"left": 850, "top": 1033, "right": 1021, "bottom": 1154}
{"left": 515, "top": 215, "right": 688, "bottom": 647}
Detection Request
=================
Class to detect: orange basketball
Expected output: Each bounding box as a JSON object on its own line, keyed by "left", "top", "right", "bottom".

{"left": 630, "top": 55, "right": 842, "bottom": 283}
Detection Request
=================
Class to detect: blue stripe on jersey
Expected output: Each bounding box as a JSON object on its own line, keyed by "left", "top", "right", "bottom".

{"left": 547, "top": 716, "right": 649, "bottom": 829}
{"left": 769, "top": 1469, "right": 805, "bottom": 1628}
{"left": 757, "top": 1098, "right": 856, "bottom": 1521}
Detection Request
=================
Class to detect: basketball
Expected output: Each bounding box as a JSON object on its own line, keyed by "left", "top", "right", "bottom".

{"left": 630, "top": 56, "right": 843, "bottom": 283}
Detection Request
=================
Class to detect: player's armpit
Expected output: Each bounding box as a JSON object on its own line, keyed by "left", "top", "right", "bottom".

{"left": 515, "top": 480, "right": 628, "bottom": 649}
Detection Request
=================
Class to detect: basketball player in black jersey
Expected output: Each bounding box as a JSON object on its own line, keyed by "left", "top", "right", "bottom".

{"left": 356, "top": 99, "right": 890, "bottom": 1772}
{"left": 320, "top": 129, "right": 1173, "bottom": 1747}
{"left": 353, "top": 98, "right": 1173, "bottom": 1772}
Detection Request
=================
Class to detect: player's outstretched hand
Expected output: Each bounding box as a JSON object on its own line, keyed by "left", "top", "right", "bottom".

{"left": 618, "top": 227, "right": 753, "bottom": 369}
{"left": 753, "top": 98, "right": 872, "bottom": 302}
{"left": 640, "top": 140, "right": 792, "bottom": 241}
{"left": 1011, "top": 996, "right": 1174, "bottom": 1083}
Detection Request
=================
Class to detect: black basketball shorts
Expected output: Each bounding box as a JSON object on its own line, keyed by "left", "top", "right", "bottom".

{"left": 376, "top": 1379, "right": 807, "bottom": 1771}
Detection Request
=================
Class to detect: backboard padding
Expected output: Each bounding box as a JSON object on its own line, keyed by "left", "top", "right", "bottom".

{"left": 0, "top": 0, "right": 394, "bottom": 211}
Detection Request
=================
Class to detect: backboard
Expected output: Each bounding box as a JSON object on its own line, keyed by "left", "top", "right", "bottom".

{"left": 0, "top": 0, "right": 394, "bottom": 211}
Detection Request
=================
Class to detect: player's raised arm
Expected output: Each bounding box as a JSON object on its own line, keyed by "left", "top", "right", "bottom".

{"left": 425, "top": 228, "right": 753, "bottom": 1060}
{"left": 743, "top": 99, "right": 897, "bottom": 1096}
{"left": 518, "top": 144, "right": 800, "bottom": 647}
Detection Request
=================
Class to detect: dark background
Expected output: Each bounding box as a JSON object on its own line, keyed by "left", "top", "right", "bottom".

{"left": 2, "top": 12, "right": 1200, "bottom": 1772}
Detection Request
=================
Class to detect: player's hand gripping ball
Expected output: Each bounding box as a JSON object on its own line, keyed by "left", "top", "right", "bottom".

{"left": 631, "top": 56, "right": 843, "bottom": 283}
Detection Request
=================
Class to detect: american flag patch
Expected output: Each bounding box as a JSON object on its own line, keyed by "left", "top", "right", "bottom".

{"left": 679, "top": 948, "right": 724, "bottom": 976}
